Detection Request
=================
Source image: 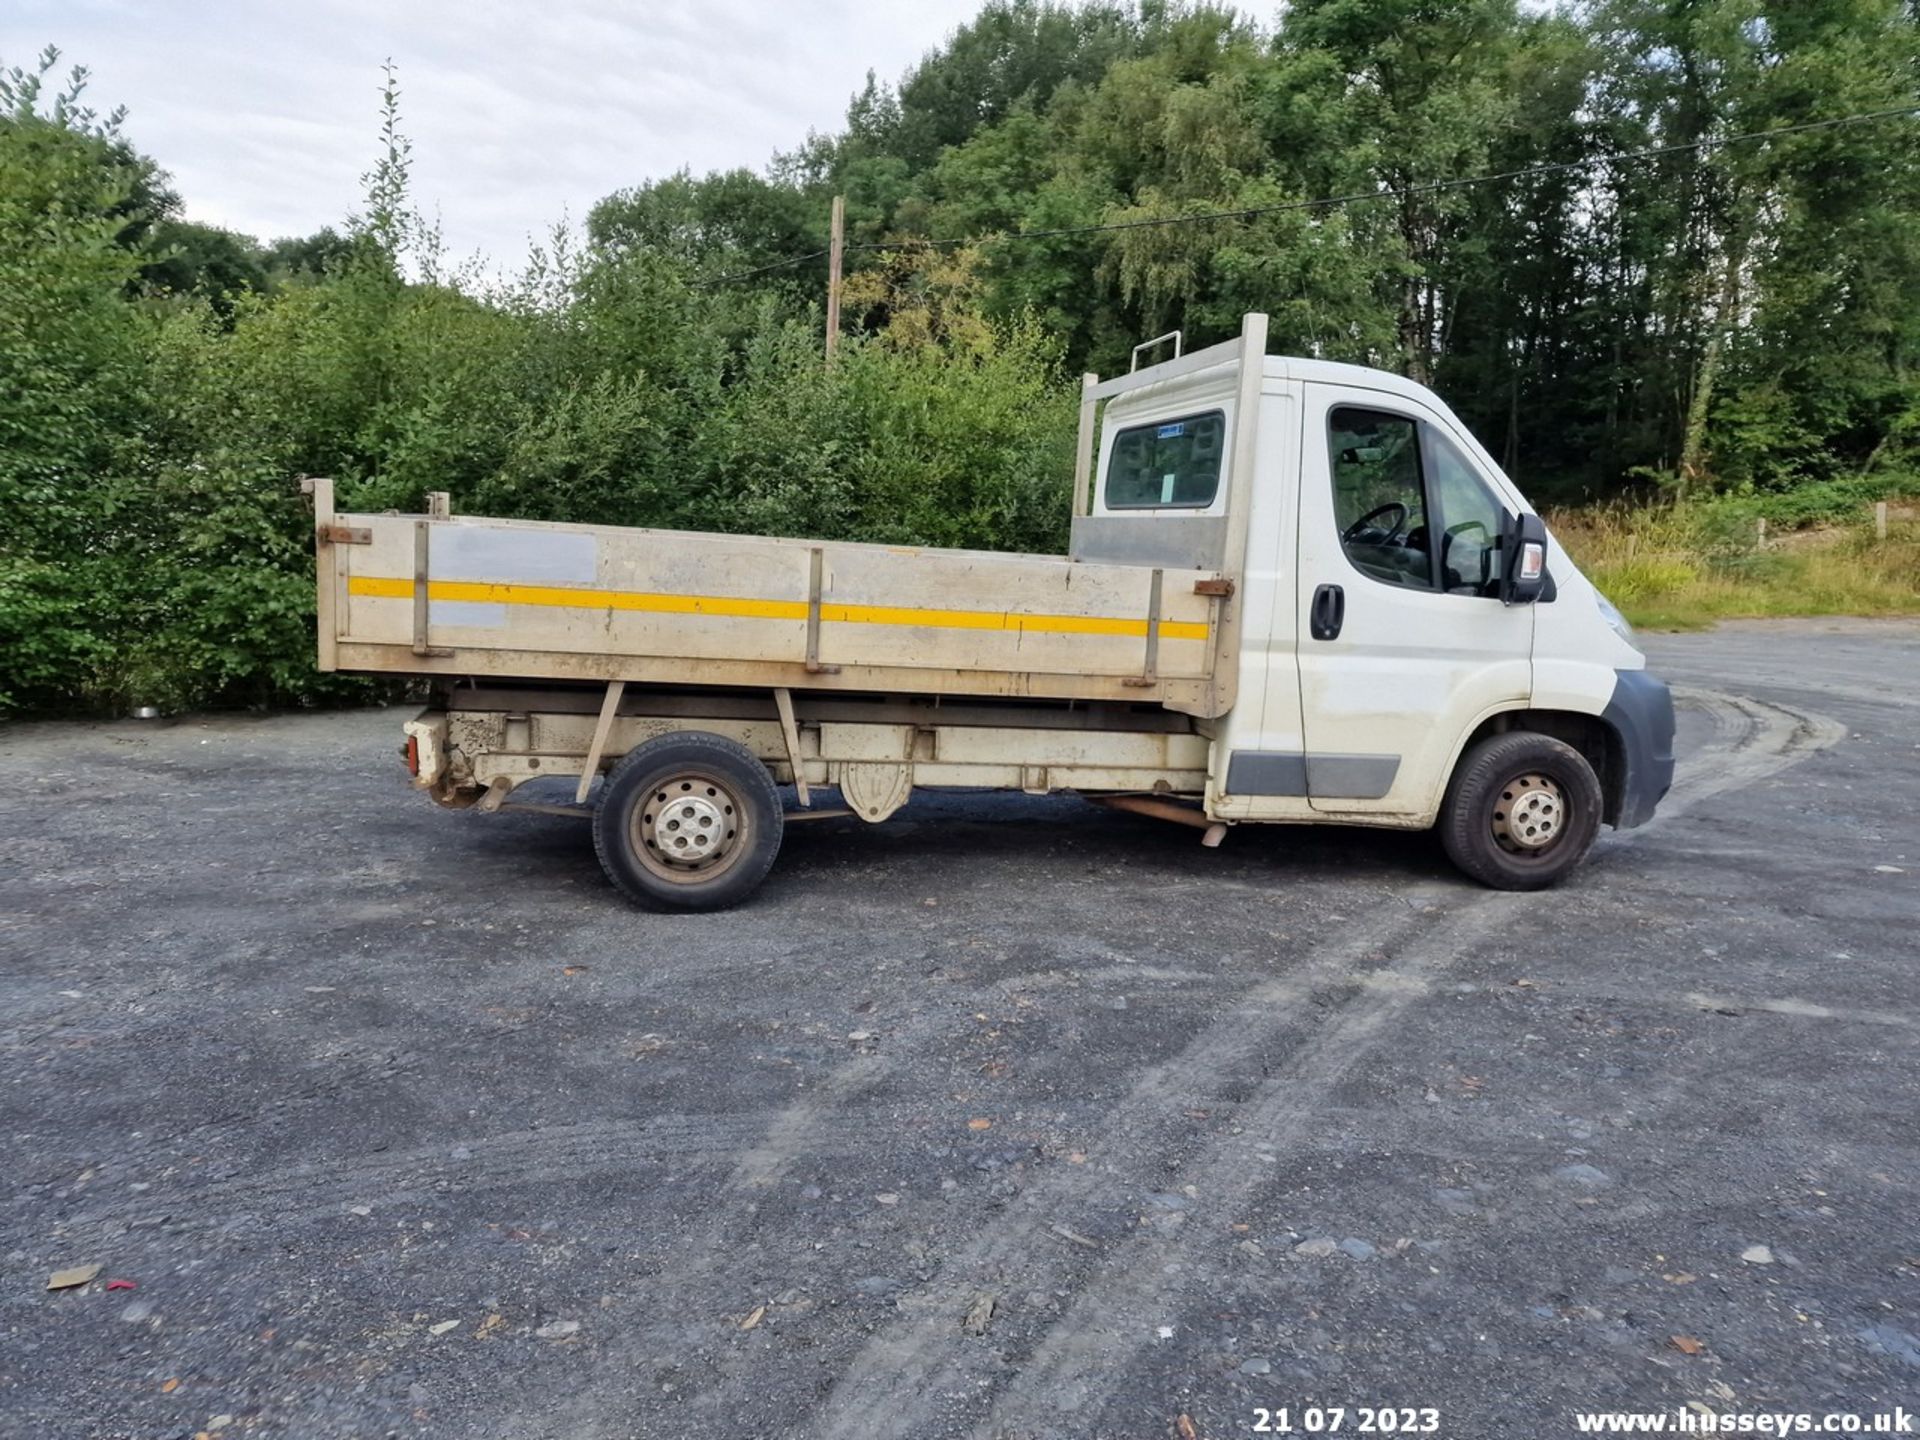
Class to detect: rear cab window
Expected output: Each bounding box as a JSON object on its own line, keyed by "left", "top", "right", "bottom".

{"left": 1104, "top": 411, "right": 1226, "bottom": 510}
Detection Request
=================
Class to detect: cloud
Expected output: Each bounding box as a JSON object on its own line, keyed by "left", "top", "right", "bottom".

{"left": 3, "top": 0, "right": 984, "bottom": 266}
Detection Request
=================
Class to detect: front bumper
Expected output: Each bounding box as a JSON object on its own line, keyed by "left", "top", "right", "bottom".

{"left": 1603, "top": 667, "right": 1676, "bottom": 829}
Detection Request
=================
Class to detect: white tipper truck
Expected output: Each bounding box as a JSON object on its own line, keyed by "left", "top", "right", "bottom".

{"left": 305, "top": 313, "right": 1674, "bottom": 910}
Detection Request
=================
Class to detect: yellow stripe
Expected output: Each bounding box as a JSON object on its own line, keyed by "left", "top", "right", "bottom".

{"left": 821, "top": 600, "right": 1207, "bottom": 640}
{"left": 352, "top": 575, "right": 809, "bottom": 621}
{"left": 347, "top": 575, "right": 1209, "bottom": 642}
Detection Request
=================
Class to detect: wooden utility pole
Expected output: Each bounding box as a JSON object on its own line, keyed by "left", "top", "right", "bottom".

{"left": 825, "top": 194, "right": 846, "bottom": 360}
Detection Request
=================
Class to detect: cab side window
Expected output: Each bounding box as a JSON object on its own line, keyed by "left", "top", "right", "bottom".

{"left": 1428, "top": 430, "right": 1504, "bottom": 597}
{"left": 1327, "top": 406, "right": 1509, "bottom": 597}
{"left": 1328, "top": 408, "right": 1432, "bottom": 589}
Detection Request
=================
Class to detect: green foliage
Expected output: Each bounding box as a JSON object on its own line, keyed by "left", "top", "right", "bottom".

{"left": 262, "top": 226, "right": 355, "bottom": 282}
{"left": 140, "top": 219, "right": 270, "bottom": 312}
{"left": 0, "top": 53, "right": 1077, "bottom": 713}
{"left": 6, "top": 5, "right": 1920, "bottom": 713}
{"left": 0, "top": 50, "right": 152, "bottom": 709}
{"left": 1553, "top": 496, "right": 1920, "bottom": 630}
{"left": 777, "top": 0, "right": 1920, "bottom": 495}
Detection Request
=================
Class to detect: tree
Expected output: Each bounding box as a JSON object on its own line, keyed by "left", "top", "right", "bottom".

{"left": 0, "top": 47, "right": 152, "bottom": 705}
{"left": 7, "top": 14, "right": 1920, "bottom": 714}
{"left": 888, "top": 0, "right": 1142, "bottom": 170}
{"left": 588, "top": 168, "right": 819, "bottom": 276}
{"left": 264, "top": 226, "right": 355, "bottom": 281}
{"left": 1281, "top": 0, "right": 1528, "bottom": 385}
{"left": 140, "top": 219, "right": 269, "bottom": 311}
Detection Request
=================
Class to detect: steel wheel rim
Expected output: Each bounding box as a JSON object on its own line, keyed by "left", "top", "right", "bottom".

{"left": 632, "top": 770, "right": 749, "bottom": 884}
{"left": 1491, "top": 772, "right": 1566, "bottom": 854}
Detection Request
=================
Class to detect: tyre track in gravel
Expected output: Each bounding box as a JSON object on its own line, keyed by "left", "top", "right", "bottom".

{"left": 34, "top": 691, "right": 1840, "bottom": 1251}
{"left": 39, "top": 1095, "right": 929, "bottom": 1245}
{"left": 24, "top": 892, "right": 1363, "bottom": 1248}
{"left": 39, "top": 985, "right": 1908, "bottom": 1258}
{"left": 988, "top": 902, "right": 1537, "bottom": 1439}
{"left": 27, "top": 687, "right": 1848, "bottom": 1411}
{"left": 791, "top": 897, "right": 1450, "bottom": 1440}
{"left": 794, "top": 687, "right": 1843, "bottom": 1440}
{"left": 960, "top": 688, "right": 1848, "bottom": 1440}
{"left": 958, "top": 687, "right": 1848, "bottom": 1440}
{"left": 1656, "top": 688, "right": 1846, "bottom": 821}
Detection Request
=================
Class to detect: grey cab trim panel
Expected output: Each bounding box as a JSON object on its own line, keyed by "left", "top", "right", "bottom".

{"left": 1225, "top": 751, "right": 1308, "bottom": 796}
{"left": 1601, "top": 666, "right": 1676, "bottom": 828}
{"left": 1306, "top": 754, "right": 1400, "bottom": 799}
{"left": 1226, "top": 750, "right": 1401, "bottom": 799}
{"left": 1070, "top": 514, "right": 1229, "bottom": 571}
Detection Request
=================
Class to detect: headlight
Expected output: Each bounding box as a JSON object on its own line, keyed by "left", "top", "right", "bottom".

{"left": 1594, "top": 590, "right": 1636, "bottom": 645}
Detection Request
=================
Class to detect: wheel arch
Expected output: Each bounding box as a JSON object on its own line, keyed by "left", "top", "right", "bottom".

{"left": 1455, "top": 707, "right": 1628, "bottom": 827}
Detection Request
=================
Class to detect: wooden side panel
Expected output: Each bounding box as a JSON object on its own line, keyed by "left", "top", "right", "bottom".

{"left": 328, "top": 512, "right": 1221, "bottom": 700}
{"left": 339, "top": 522, "right": 414, "bottom": 648}
{"left": 814, "top": 546, "right": 1212, "bottom": 677}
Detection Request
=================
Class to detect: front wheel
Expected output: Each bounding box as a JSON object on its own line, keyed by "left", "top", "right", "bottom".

{"left": 592, "top": 732, "right": 784, "bottom": 911}
{"left": 1439, "top": 732, "right": 1603, "bottom": 890}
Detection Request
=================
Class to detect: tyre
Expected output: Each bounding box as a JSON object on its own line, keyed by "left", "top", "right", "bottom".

{"left": 1438, "top": 731, "right": 1603, "bottom": 891}
{"left": 592, "top": 731, "right": 784, "bottom": 912}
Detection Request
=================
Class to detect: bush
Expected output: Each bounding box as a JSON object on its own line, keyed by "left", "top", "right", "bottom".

{"left": 7, "top": 53, "right": 1917, "bottom": 713}
{"left": 0, "top": 100, "right": 148, "bottom": 708}
{"left": 1551, "top": 498, "right": 1920, "bottom": 631}
{"left": 0, "top": 177, "right": 1080, "bottom": 713}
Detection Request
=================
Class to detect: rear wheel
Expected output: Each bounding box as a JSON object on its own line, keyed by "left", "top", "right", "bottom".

{"left": 592, "top": 732, "right": 783, "bottom": 911}
{"left": 1439, "top": 732, "right": 1602, "bottom": 891}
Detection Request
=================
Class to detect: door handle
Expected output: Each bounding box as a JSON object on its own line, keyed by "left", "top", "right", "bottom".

{"left": 1310, "top": 583, "right": 1345, "bottom": 641}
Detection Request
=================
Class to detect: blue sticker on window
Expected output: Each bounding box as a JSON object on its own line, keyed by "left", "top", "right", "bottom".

{"left": 1156, "top": 423, "right": 1185, "bottom": 439}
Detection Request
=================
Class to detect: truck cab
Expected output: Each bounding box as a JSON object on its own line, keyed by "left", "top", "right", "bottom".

{"left": 1072, "top": 315, "right": 1674, "bottom": 880}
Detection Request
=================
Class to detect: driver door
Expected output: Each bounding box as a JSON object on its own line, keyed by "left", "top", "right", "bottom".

{"left": 1293, "top": 382, "right": 1533, "bottom": 816}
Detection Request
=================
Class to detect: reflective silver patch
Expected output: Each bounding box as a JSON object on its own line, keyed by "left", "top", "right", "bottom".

{"left": 433, "top": 526, "right": 598, "bottom": 585}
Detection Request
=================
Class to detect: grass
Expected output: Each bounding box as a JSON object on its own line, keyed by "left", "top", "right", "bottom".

{"left": 1549, "top": 500, "right": 1920, "bottom": 631}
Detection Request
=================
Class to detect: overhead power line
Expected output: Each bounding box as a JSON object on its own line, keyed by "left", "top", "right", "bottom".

{"left": 695, "top": 247, "right": 829, "bottom": 286}
{"left": 696, "top": 102, "right": 1920, "bottom": 287}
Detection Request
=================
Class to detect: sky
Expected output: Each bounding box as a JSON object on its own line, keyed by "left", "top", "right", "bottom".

{"left": 4, "top": 0, "right": 988, "bottom": 267}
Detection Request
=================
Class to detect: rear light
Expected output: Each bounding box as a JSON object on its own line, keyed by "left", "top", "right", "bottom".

{"left": 400, "top": 713, "right": 447, "bottom": 787}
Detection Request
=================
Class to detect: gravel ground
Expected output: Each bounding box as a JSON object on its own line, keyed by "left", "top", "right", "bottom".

{"left": 2, "top": 617, "right": 1916, "bottom": 1440}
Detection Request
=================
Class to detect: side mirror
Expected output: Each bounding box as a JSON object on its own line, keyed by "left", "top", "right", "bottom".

{"left": 1499, "top": 511, "right": 1549, "bottom": 606}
